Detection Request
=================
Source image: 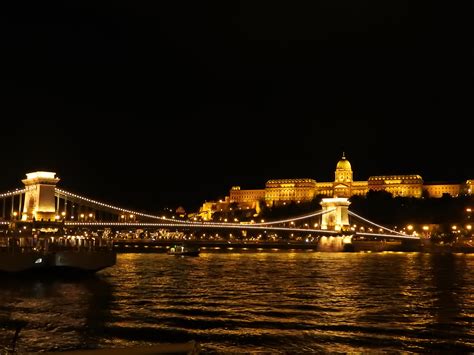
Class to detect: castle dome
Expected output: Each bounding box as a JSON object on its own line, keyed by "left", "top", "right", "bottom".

{"left": 336, "top": 153, "right": 352, "bottom": 171}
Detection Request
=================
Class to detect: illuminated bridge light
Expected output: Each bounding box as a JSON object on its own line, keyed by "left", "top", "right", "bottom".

{"left": 54, "top": 189, "right": 416, "bottom": 240}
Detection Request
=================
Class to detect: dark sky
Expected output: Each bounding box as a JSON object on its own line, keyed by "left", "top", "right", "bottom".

{"left": 0, "top": 2, "right": 470, "bottom": 212}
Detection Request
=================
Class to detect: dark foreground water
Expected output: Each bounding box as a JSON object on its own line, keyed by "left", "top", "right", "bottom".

{"left": 1, "top": 252, "right": 474, "bottom": 353}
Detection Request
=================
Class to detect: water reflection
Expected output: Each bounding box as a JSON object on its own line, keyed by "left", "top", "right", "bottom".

{"left": 1, "top": 252, "right": 474, "bottom": 352}
{"left": 0, "top": 274, "right": 113, "bottom": 352}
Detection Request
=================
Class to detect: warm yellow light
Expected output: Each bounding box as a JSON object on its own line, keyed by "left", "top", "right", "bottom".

{"left": 451, "top": 225, "right": 457, "bottom": 230}
{"left": 467, "top": 225, "right": 472, "bottom": 230}
{"left": 13, "top": 212, "right": 18, "bottom": 216}
{"left": 89, "top": 213, "right": 93, "bottom": 217}
{"left": 407, "top": 225, "right": 414, "bottom": 231}
{"left": 121, "top": 215, "right": 125, "bottom": 219}
{"left": 467, "top": 208, "right": 472, "bottom": 213}
{"left": 80, "top": 214, "right": 84, "bottom": 218}
{"left": 25, "top": 171, "right": 57, "bottom": 180}
{"left": 422, "top": 226, "right": 429, "bottom": 231}
{"left": 61, "top": 211, "right": 66, "bottom": 216}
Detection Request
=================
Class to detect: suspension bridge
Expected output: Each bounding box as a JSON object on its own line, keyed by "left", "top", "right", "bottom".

{"left": 0, "top": 172, "right": 420, "bottom": 246}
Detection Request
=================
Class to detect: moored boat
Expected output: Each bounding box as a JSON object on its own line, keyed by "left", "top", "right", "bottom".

{"left": 0, "top": 234, "right": 116, "bottom": 273}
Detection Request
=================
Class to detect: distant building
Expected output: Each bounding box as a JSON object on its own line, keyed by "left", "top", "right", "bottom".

{"left": 368, "top": 175, "right": 424, "bottom": 198}
{"left": 229, "top": 186, "right": 265, "bottom": 209}
{"left": 198, "top": 154, "right": 472, "bottom": 215}
{"left": 423, "top": 183, "right": 461, "bottom": 198}
{"left": 198, "top": 197, "right": 230, "bottom": 220}
{"left": 265, "top": 179, "right": 316, "bottom": 205}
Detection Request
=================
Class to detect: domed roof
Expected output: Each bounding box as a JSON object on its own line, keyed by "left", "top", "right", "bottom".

{"left": 336, "top": 153, "right": 352, "bottom": 170}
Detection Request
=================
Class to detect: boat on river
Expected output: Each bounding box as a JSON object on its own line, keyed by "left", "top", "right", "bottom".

{"left": 0, "top": 234, "right": 116, "bottom": 273}
{"left": 168, "top": 244, "right": 200, "bottom": 257}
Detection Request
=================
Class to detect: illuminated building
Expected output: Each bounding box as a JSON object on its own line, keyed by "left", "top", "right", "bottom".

{"left": 229, "top": 186, "right": 265, "bottom": 208}
{"left": 368, "top": 175, "right": 423, "bottom": 198}
{"left": 199, "top": 197, "right": 231, "bottom": 220}
{"left": 198, "top": 154, "right": 473, "bottom": 215}
{"left": 265, "top": 179, "right": 316, "bottom": 206}
{"left": 326, "top": 153, "right": 368, "bottom": 198}
{"left": 423, "top": 183, "right": 461, "bottom": 198}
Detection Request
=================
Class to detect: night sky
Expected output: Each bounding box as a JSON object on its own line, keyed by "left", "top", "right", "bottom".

{"left": 1, "top": 2, "right": 470, "bottom": 213}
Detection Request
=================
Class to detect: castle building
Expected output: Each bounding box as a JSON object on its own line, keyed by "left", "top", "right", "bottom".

{"left": 198, "top": 154, "right": 472, "bottom": 217}
{"left": 368, "top": 175, "right": 424, "bottom": 198}
{"left": 264, "top": 179, "right": 316, "bottom": 204}
{"left": 229, "top": 186, "right": 265, "bottom": 208}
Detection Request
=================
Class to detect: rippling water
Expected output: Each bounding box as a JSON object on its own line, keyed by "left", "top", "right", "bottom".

{"left": 1, "top": 252, "right": 474, "bottom": 353}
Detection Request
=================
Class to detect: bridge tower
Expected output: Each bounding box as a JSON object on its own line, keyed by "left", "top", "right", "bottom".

{"left": 320, "top": 197, "right": 351, "bottom": 231}
{"left": 21, "top": 171, "right": 60, "bottom": 221}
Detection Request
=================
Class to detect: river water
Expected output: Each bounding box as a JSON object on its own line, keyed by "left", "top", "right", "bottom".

{"left": 1, "top": 252, "right": 473, "bottom": 353}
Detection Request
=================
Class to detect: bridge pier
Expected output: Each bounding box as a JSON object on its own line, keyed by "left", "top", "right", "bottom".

{"left": 21, "top": 172, "right": 60, "bottom": 221}
{"left": 320, "top": 197, "right": 350, "bottom": 231}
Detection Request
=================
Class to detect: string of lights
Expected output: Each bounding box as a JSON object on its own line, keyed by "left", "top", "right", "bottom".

{"left": 348, "top": 210, "right": 405, "bottom": 236}
{"left": 55, "top": 188, "right": 334, "bottom": 227}
{"left": 0, "top": 189, "right": 26, "bottom": 198}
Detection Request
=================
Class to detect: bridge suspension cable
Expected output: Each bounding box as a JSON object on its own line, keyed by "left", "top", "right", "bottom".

{"left": 348, "top": 210, "right": 405, "bottom": 236}
{"left": 0, "top": 189, "right": 26, "bottom": 198}
{"left": 251, "top": 208, "right": 335, "bottom": 226}
{"left": 55, "top": 188, "right": 332, "bottom": 227}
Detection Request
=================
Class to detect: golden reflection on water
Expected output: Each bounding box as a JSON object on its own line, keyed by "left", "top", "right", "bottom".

{"left": 1, "top": 252, "right": 474, "bottom": 352}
